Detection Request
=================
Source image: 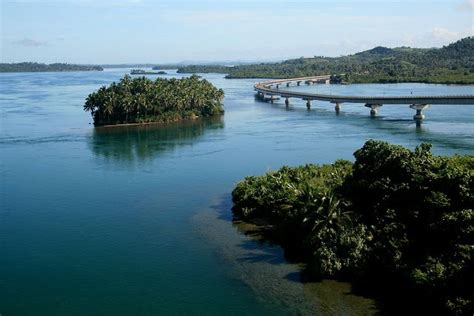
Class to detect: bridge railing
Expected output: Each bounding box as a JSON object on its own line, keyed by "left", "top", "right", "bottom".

{"left": 253, "top": 76, "right": 474, "bottom": 119}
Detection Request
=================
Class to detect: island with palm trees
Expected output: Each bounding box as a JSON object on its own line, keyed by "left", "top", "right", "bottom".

{"left": 84, "top": 74, "right": 224, "bottom": 126}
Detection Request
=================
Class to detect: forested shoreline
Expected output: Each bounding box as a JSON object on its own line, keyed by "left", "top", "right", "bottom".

{"left": 84, "top": 75, "right": 224, "bottom": 126}
{"left": 178, "top": 37, "right": 474, "bottom": 84}
{"left": 232, "top": 140, "right": 473, "bottom": 315}
{"left": 0, "top": 62, "right": 103, "bottom": 72}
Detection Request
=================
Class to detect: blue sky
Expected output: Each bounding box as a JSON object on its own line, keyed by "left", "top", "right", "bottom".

{"left": 1, "top": 0, "right": 473, "bottom": 64}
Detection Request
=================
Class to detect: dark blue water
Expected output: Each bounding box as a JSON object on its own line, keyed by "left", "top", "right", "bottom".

{"left": 1, "top": 69, "right": 473, "bottom": 315}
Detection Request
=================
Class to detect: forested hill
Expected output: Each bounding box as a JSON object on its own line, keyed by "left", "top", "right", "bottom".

{"left": 177, "top": 37, "right": 474, "bottom": 84}
{"left": 0, "top": 62, "right": 103, "bottom": 72}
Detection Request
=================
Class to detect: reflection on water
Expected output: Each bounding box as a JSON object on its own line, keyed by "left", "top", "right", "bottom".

{"left": 255, "top": 97, "right": 474, "bottom": 152}
{"left": 89, "top": 118, "right": 224, "bottom": 165}
{"left": 193, "top": 196, "right": 377, "bottom": 316}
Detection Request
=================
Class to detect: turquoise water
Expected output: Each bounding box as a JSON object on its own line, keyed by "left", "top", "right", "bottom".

{"left": 1, "top": 69, "right": 473, "bottom": 315}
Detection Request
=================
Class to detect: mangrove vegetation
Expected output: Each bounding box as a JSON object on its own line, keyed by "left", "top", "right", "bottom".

{"left": 178, "top": 37, "right": 474, "bottom": 84}
{"left": 84, "top": 75, "right": 224, "bottom": 126}
{"left": 232, "top": 140, "right": 473, "bottom": 315}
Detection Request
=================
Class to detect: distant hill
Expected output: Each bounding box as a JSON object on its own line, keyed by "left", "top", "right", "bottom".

{"left": 0, "top": 62, "right": 103, "bottom": 73}
{"left": 177, "top": 37, "right": 474, "bottom": 84}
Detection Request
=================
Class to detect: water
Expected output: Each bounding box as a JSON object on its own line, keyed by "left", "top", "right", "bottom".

{"left": 1, "top": 69, "right": 473, "bottom": 315}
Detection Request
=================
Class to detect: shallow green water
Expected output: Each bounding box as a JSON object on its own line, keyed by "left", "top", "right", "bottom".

{"left": 1, "top": 69, "right": 473, "bottom": 315}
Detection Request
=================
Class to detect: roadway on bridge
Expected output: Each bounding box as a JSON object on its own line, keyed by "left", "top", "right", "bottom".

{"left": 254, "top": 76, "right": 474, "bottom": 105}
{"left": 254, "top": 76, "right": 474, "bottom": 120}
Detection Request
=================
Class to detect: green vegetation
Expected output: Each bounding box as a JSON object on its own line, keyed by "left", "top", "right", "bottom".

{"left": 152, "top": 65, "right": 184, "bottom": 70}
{"left": 232, "top": 140, "right": 473, "bottom": 314}
{"left": 84, "top": 74, "right": 224, "bottom": 126}
{"left": 130, "top": 69, "right": 166, "bottom": 75}
{"left": 179, "top": 37, "right": 474, "bottom": 84}
{"left": 177, "top": 65, "right": 232, "bottom": 74}
{"left": 0, "top": 62, "right": 103, "bottom": 72}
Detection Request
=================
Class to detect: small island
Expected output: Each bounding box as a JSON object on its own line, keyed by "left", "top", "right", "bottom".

{"left": 152, "top": 65, "right": 180, "bottom": 71}
{"left": 130, "top": 69, "right": 167, "bottom": 75}
{"left": 0, "top": 62, "right": 103, "bottom": 73}
{"left": 232, "top": 140, "right": 473, "bottom": 315}
{"left": 84, "top": 74, "right": 224, "bottom": 126}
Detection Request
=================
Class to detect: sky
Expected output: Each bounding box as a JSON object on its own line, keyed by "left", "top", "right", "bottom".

{"left": 1, "top": 0, "right": 473, "bottom": 64}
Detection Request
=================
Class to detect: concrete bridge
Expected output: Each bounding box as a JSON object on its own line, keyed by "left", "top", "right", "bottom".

{"left": 254, "top": 76, "right": 474, "bottom": 120}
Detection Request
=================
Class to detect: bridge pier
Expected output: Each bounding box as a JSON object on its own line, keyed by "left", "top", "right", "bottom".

{"left": 285, "top": 97, "right": 290, "bottom": 107}
{"left": 254, "top": 76, "right": 474, "bottom": 120}
{"left": 410, "top": 104, "right": 430, "bottom": 120}
{"left": 365, "top": 103, "right": 382, "bottom": 117}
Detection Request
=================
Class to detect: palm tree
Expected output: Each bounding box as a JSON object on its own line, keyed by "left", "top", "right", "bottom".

{"left": 84, "top": 75, "right": 224, "bottom": 126}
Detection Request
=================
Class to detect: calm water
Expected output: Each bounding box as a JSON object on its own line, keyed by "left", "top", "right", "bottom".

{"left": 1, "top": 69, "right": 473, "bottom": 315}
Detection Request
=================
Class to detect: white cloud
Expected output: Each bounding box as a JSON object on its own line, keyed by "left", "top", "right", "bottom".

{"left": 457, "top": 0, "right": 474, "bottom": 11}
{"left": 431, "top": 27, "right": 461, "bottom": 42}
{"left": 11, "top": 38, "right": 47, "bottom": 47}
{"left": 3, "top": 0, "right": 143, "bottom": 6}
{"left": 402, "top": 27, "right": 473, "bottom": 48}
{"left": 75, "top": 0, "right": 144, "bottom": 7}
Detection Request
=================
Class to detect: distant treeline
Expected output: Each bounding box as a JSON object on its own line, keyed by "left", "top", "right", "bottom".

{"left": 0, "top": 62, "right": 103, "bottom": 73}
{"left": 84, "top": 74, "right": 224, "bottom": 126}
{"left": 178, "top": 37, "right": 474, "bottom": 84}
{"left": 177, "top": 65, "right": 232, "bottom": 74}
{"left": 152, "top": 65, "right": 184, "bottom": 70}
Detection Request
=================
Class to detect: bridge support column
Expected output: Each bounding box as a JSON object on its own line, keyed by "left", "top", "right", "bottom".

{"left": 335, "top": 102, "right": 341, "bottom": 114}
{"left": 297, "top": 81, "right": 301, "bottom": 86}
{"left": 286, "top": 82, "right": 291, "bottom": 87}
{"left": 285, "top": 98, "right": 289, "bottom": 107}
{"left": 306, "top": 100, "right": 312, "bottom": 110}
{"left": 410, "top": 104, "right": 430, "bottom": 121}
{"left": 365, "top": 104, "right": 382, "bottom": 117}
{"left": 276, "top": 84, "right": 280, "bottom": 89}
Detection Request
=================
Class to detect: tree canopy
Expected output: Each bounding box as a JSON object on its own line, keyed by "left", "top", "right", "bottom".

{"left": 232, "top": 140, "right": 473, "bottom": 314}
{"left": 84, "top": 75, "right": 224, "bottom": 126}
{"left": 0, "top": 62, "right": 103, "bottom": 72}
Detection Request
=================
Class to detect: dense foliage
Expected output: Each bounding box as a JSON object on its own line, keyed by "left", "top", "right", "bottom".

{"left": 232, "top": 140, "right": 473, "bottom": 314}
{"left": 179, "top": 37, "right": 474, "bottom": 84}
{"left": 0, "top": 62, "right": 103, "bottom": 72}
{"left": 177, "top": 65, "right": 232, "bottom": 74}
{"left": 84, "top": 75, "right": 224, "bottom": 126}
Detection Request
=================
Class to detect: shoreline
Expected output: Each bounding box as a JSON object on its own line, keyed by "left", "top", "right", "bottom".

{"left": 222, "top": 76, "right": 474, "bottom": 85}
{"left": 93, "top": 115, "right": 222, "bottom": 128}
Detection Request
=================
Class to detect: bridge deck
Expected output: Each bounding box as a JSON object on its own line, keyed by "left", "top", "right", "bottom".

{"left": 255, "top": 76, "right": 474, "bottom": 105}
